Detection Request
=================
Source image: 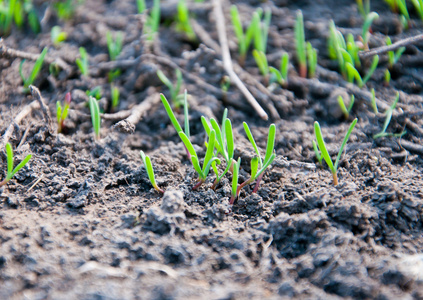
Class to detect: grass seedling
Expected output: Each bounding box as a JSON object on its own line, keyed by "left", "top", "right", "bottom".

{"left": 86, "top": 86, "right": 102, "bottom": 100}
{"left": 179, "top": 128, "right": 220, "bottom": 190}
{"left": 357, "top": 0, "right": 370, "bottom": 18}
{"left": 157, "top": 69, "right": 183, "bottom": 109}
{"left": 314, "top": 119, "right": 357, "bottom": 185}
{"left": 385, "top": 0, "right": 409, "bottom": 20}
{"left": 111, "top": 84, "right": 119, "bottom": 111}
{"left": 175, "top": 0, "right": 196, "bottom": 41}
{"left": 143, "top": 0, "right": 160, "bottom": 42}
{"left": 0, "top": 142, "right": 32, "bottom": 187}
{"left": 56, "top": 92, "right": 71, "bottom": 134}
{"left": 136, "top": 0, "right": 145, "bottom": 14}
{"left": 88, "top": 96, "right": 101, "bottom": 140}
{"left": 76, "top": 47, "right": 89, "bottom": 76}
{"left": 386, "top": 36, "right": 405, "bottom": 68}
{"left": 229, "top": 158, "right": 241, "bottom": 205}
{"left": 411, "top": 0, "right": 423, "bottom": 20}
{"left": 370, "top": 88, "right": 378, "bottom": 114}
{"left": 53, "top": 0, "right": 79, "bottom": 20}
{"left": 51, "top": 26, "right": 67, "bottom": 47}
{"left": 295, "top": 10, "right": 307, "bottom": 78}
{"left": 230, "top": 5, "right": 258, "bottom": 65}
{"left": 252, "top": 49, "right": 269, "bottom": 83}
{"left": 107, "top": 31, "right": 123, "bottom": 61}
{"left": 201, "top": 108, "right": 235, "bottom": 189}
{"left": 140, "top": 151, "right": 164, "bottom": 193}
{"left": 312, "top": 140, "right": 323, "bottom": 166}
{"left": 361, "top": 12, "right": 379, "bottom": 50}
{"left": 229, "top": 122, "right": 276, "bottom": 205}
{"left": 307, "top": 42, "right": 317, "bottom": 78}
{"left": 373, "top": 92, "right": 406, "bottom": 139}
{"left": 345, "top": 55, "right": 379, "bottom": 88}
{"left": 0, "top": 0, "right": 16, "bottom": 34}
{"left": 337, "top": 94, "right": 355, "bottom": 119}
{"left": 19, "top": 47, "right": 47, "bottom": 91}
{"left": 269, "top": 52, "right": 289, "bottom": 86}
{"left": 384, "top": 69, "right": 391, "bottom": 86}
{"left": 253, "top": 7, "right": 271, "bottom": 54}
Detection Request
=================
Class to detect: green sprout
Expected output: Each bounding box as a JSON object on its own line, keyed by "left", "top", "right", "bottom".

{"left": 373, "top": 92, "right": 406, "bottom": 139}
{"left": 295, "top": 10, "right": 307, "bottom": 78}
{"left": 0, "top": 0, "right": 40, "bottom": 34}
{"left": 175, "top": 0, "right": 196, "bottom": 41}
{"left": 313, "top": 118, "right": 357, "bottom": 186}
{"left": 386, "top": 36, "right": 405, "bottom": 68}
{"left": 384, "top": 69, "right": 391, "bottom": 86}
{"left": 357, "top": 0, "right": 370, "bottom": 18}
{"left": 136, "top": 0, "right": 145, "bottom": 14}
{"left": 143, "top": 0, "right": 160, "bottom": 41}
{"left": 370, "top": 88, "right": 378, "bottom": 114}
{"left": 269, "top": 52, "right": 289, "bottom": 86}
{"left": 88, "top": 96, "right": 101, "bottom": 140}
{"left": 86, "top": 86, "right": 102, "bottom": 100}
{"left": 229, "top": 123, "right": 276, "bottom": 205}
{"left": 0, "top": 142, "right": 32, "bottom": 187}
{"left": 312, "top": 140, "right": 323, "bottom": 166}
{"left": 201, "top": 108, "right": 235, "bottom": 189}
{"left": 345, "top": 55, "right": 379, "bottom": 87}
{"left": 56, "top": 92, "right": 71, "bottom": 134}
{"left": 140, "top": 150, "right": 164, "bottom": 193}
{"left": 230, "top": 5, "right": 258, "bottom": 65}
{"left": 157, "top": 68, "right": 183, "bottom": 109}
{"left": 160, "top": 92, "right": 191, "bottom": 159}
{"left": 107, "top": 31, "right": 123, "bottom": 61}
{"left": 252, "top": 49, "right": 269, "bottom": 82}
{"left": 411, "top": 0, "right": 423, "bottom": 20}
{"left": 76, "top": 47, "right": 89, "bottom": 76}
{"left": 111, "top": 84, "right": 120, "bottom": 111}
{"left": 53, "top": 0, "right": 79, "bottom": 20}
{"left": 0, "top": 0, "right": 16, "bottom": 34}
{"left": 307, "top": 42, "right": 317, "bottom": 78}
{"left": 385, "top": 0, "right": 409, "bottom": 20}
{"left": 220, "top": 75, "right": 231, "bottom": 93}
{"left": 337, "top": 94, "right": 355, "bottom": 119}
{"left": 19, "top": 47, "right": 47, "bottom": 91}
{"left": 51, "top": 26, "right": 67, "bottom": 47}
{"left": 179, "top": 128, "right": 220, "bottom": 190}
{"left": 361, "top": 12, "right": 379, "bottom": 49}
{"left": 230, "top": 157, "right": 241, "bottom": 205}
{"left": 253, "top": 7, "right": 271, "bottom": 54}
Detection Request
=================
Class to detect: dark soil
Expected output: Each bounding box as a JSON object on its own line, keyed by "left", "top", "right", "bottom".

{"left": 1, "top": 0, "right": 423, "bottom": 299}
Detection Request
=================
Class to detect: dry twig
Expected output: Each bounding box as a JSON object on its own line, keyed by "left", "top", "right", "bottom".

{"left": 359, "top": 34, "right": 423, "bottom": 59}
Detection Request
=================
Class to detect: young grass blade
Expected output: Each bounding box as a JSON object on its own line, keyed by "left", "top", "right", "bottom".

{"left": 88, "top": 96, "right": 101, "bottom": 140}
{"left": 374, "top": 92, "right": 400, "bottom": 138}
{"left": 362, "top": 55, "right": 379, "bottom": 85}
{"left": 280, "top": 52, "right": 289, "bottom": 81}
{"left": 348, "top": 95, "right": 355, "bottom": 112}
{"left": 371, "top": 88, "right": 378, "bottom": 114}
{"left": 157, "top": 70, "right": 173, "bottom": 91}
{"left": 253, "top": 49, "right": 269, "bottom": 76}
{"left": 250, "top": 156, "right": 259, "bottom": 180}
{"left": 202, "top": 130, "right": 216, "bottom": 174}
{"left": 230, "top": 5, "right": 246, "bottom": 55}
{"left": 307, "top": 42, "right": 317, "bottom": 78}
{"left": 210, "top": 118, "right": 224, "bottom": 156}
{"left": 295, "top": 10, "right": 307, "bottom": 78}
{"left": 179, "top": 131, "right": 197, "bottom": 159}
{"left": 230, "top": 157, "right": 241, "bottom": 204}
{"left": 312, "top": 140, "right": 323, "bottom": 165}
{"left": 21, "top": 47, "right": 48, "bottom": 88}
{"left": 256, "top": 153, "right": 276, "bottom": 177}
{"left": 183, "top": 89, "right": 189, "bottom": 137}
{"left": 334, "top": 118, "right": 357, "bottom": 171}
{"left": 337, "top": 95, "right": 349, "bottom": 119}
{"left": 160, "top": 93, "right": 183, "bottom": 133}
{"left": 314, "top": 121, "right": 335, "bottom": 173}
{"left": 140, "top": 151, "right": 163, "bottom": 193}
{"left": 225, "top": 118, "right": 234, "bottom": 160}
{"left": 10, "top": 154, "right": 32, "bottom": 179}
{"left": 6, "top": 142, "right": 14, "bottom": 179}
{"left": 263, "top": 124, "right": 276, "bottom": 164}
{"left": 362, "top": 12, "right": 379, "bottom": 47}
{"left": 56, "top": 101, "right": 62, "bottom": 128}
{"left": 137, "top": 0, "right": 146, "bottom": 13}
{"left": 243, "top": 122, "right": 262, "bottom": 167}
{"left": 345, "top": 62, "right": 363, "bottom": 87}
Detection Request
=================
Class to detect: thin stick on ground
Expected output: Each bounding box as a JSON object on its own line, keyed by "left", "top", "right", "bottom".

{"left": 29, "top": 85, "right": 53, "bottom": 133}
{"left": 212, "top": 0, "right": 268, "bottom": 120}
{"left": 359, "top": 34, "right": 423, "bottom": 59}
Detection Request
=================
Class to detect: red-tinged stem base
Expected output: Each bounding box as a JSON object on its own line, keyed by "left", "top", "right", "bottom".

{"left": 154, "top": 185, "right": 165, "bottom": 194}
{"left": 0, "top": 179, "right": 8, "bottom": 187}
{"left": 252, "top": 173, "right": 264, "bottom": 193}
{"left": 332, "top": 172, "right": 338, "bottom": 186}
{"left": 299, "top": 64, "right": 307, "bottom": 78}
{"left": 192, "top": 179, "right": 204, "bottom": 190}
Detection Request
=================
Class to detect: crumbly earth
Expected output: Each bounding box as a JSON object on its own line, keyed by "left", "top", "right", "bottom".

{"left": 1, "top": 0, "right": 423, "bottom": 299}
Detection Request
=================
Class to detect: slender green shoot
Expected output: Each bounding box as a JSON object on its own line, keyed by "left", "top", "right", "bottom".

{"left": 345, "top": 55, "right": 379, "bottom": 87}
{"left": 157, "top": 69, "right": 183, "bottom": 108}
{"left": 252, "top": 49, "right": 269, "bottom": 79}
{"left": 143, "top": 0, "right": 160, "bottom": 41}
{"left": 312, "top": 140, "right": 323, "bottom": 166}
{"left": 56, "top": 92, "right": 72, "bottom": 134}
{"left": 230, "top": 5, "right": 258, "bottom": 65}
{"left": 88, "top": 96, "right": 101, "bottom": 140}
{"left": 307, "top": 42, "right": 317, "bottom": 78}
{"left": 411, "top": 0, "right": 423, "bottom": 20}
{"left": 269, "top": 52, "right": 289, "bottom": 86}
{"left": 136, "top": 0, "right": 146, "bottom": 14}
{"left": 53, "top": 0, "right": 79, "bottom": 20}
{"left": 295, "top": 10, "right": 307, "bottom": 78}
{"left": 361, "top": 12, "right": 379, "bottom": 49}
{"left": 373, "top": 92, "right": 406, "bottom": 139}
{"left": 386, "top": 36, "right": 405, "bottom": 68}
{"left": 86, "top": 86, "right": 102, "bottom": 100}
{"left": 357, "top": 0, "right": 371, "bottom": 18}
{"left": 179, "top": 129, "right": 220, "bottom": 190}
{"left": 314, "top": 118, "right": 357, "bottom": 185}
{"left": 176, "top": 0, "right": 196, "bottom": 41}
{"left": 337, "top": 94, "right": 355, "bottom": 119}
{"left": 51, "top": 26, "right": 67, "bottom": 47}
{"left": 384, "top": 69, "right": 391, "bottom": 86}
{"left": 0, "top": 142, "right": 32, "bottom": 187}
{"left": 140, "top": 151, "right": 164, "bottom": 193}
{"left": 253, "top": 8, "right": 271, "bottom": 53}
{"left": 76, "top": 47, "right": 89, "bottom": 76}
{"left": 19, "top": 47, "right": 47, "bottom": 90}
{"left": 111, "top": 84, "right": 120, "bottom": 111}
{"left": 370, "top": 88, "right": 378, "bottom": 114}
{"left": 229, "top": 157, "right": 241, "bottom": 205}
{"left": 107, "top": 31, "right": 123, "bottom": 61}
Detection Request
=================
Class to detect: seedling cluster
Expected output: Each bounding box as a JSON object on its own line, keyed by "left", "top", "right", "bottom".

{"left": 0, "top": 143, "right": 32, "bottom": 187}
